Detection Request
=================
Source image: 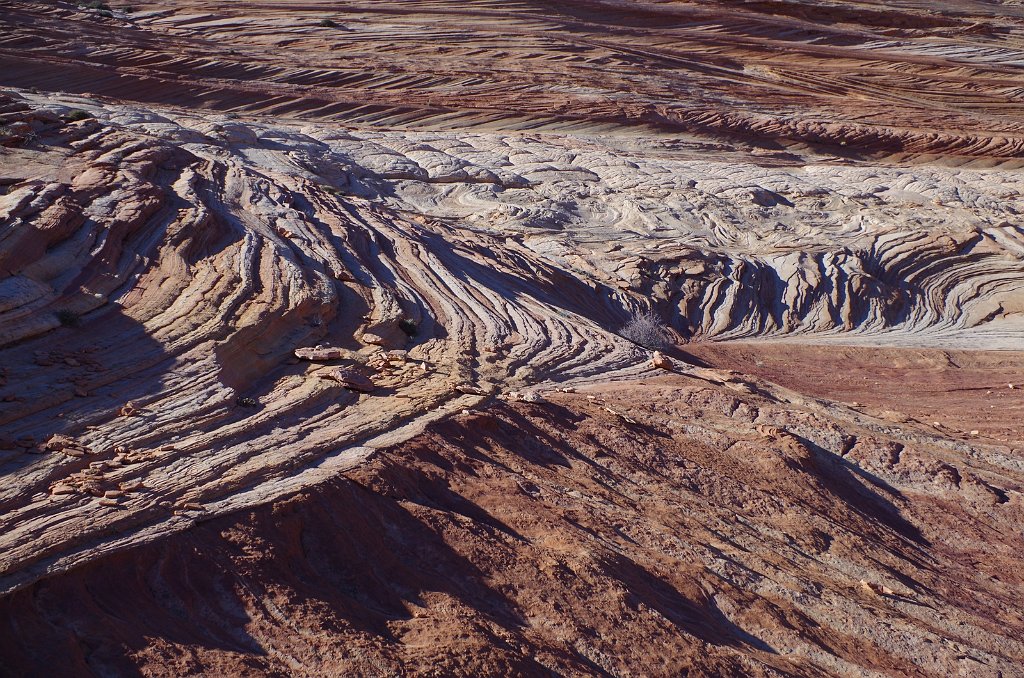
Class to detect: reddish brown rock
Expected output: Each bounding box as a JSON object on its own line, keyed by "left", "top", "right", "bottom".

{"left": 323, "top": 368, "right": 375, "bottom": 393}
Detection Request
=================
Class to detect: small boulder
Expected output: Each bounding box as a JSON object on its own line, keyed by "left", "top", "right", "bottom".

{"left": 652, "top": 351, "right": 673, "bottom": 370}
{"left": 324, "top": 367, "right": 375, "bottom": 393}
{"left": 295, "top": 346, "right": 348, "bottom": 361}
{"left": 361, "top": 333, "right": 386, "bottom": 347}
{"left": 45, "top": 434, "right": 76, "bottom": 452}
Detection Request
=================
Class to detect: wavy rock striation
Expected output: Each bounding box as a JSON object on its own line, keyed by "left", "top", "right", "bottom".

{"left": 1, "top": 77, "right": 1023, "bottom": 593}
{"left": 1, "top": 0, "right": 1023, "bottom": 673}
{"left": 1, "top": 373, "right": 1023, "bottom": 676}
{"left": 3, "top": 0, "right": 1024, "bottom": 158}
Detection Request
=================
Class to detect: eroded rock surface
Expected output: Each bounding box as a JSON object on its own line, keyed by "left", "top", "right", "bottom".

{"left": 1, "top": 0, "right": 1023, "bottom": 674}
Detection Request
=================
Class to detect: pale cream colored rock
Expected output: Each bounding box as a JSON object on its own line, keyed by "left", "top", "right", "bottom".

{"left": 295, "top": 346, "right": 348, "bottom": 361}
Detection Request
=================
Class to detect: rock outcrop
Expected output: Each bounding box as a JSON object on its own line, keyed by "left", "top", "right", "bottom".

{"left": 1, "top": 0, "right": 1023, "bottom": 674}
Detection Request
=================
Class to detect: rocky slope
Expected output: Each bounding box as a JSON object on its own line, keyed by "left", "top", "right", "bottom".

{"left": 1, "top": 0, "right": 1023, "bottom": 675}
{"left": 2, "top": 366, "right": 1023, "bottom": 676}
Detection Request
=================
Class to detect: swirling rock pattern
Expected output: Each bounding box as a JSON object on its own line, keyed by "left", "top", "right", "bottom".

{"left": 0, "top": 91, "right": 655, "bottom": 595}
{"left": 1, "top": 0, "right": 1023, "bottom": 674}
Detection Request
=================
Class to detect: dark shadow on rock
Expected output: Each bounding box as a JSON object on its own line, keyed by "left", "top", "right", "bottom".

{"left": 794, "top": 433, "right": 930, "bottom": 549}
{"left": 0, "top": 475, "right": 552, "bottom": 677}
{"left": 600, "top": 552, "right": 777, "bottom": 654}
{"left": 0, "top": 303, "right": 168, "bottom": 482}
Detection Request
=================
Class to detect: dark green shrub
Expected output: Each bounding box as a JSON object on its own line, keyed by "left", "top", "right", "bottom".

{"left": 64, "top": 109, "right": 94, "bottom": 122}
{"left": 56, "top": 310, "right": 80, "bottom": 327}
{"left": 398, "top": 318, "right": 418, "bottom": 337}
{"left": 318, "top": 18, "right": 338, "bottom": 28}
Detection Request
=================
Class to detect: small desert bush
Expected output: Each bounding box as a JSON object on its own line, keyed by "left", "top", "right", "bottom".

{"left": 398, "top": 318, "right": 418, "bottom": 337}
{"left": 64, "top": 109, "right": 94, "bottom": 122}
{"left": 56, "top": 310, "right": 80, "bottom": 327}
{"left": 619, "top": 311, "right": 672, "bottom": 350}
{"left": 318, "top": 18, "right": 338, "bottom": 28}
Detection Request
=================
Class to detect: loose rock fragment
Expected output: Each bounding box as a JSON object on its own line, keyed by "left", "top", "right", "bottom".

{"left": 323, "top": 367, "right": 375, "bottom": 393}
{"left": 295, "top": 346, "right": 348, "bottom": 361}
{"left": 652, "top": 351, "right": 673, "bottom": 370}
{"left": 367, "top": 352, "right": 392, "bottom": 369}
{"left": 859, "top": 580, "right": 895, "bottom": 597}
{"left": 755, "top": 424, "right": 785, "bottom": 438}
{"left": 45, "top": 434, "right": 76, "bottom": 452}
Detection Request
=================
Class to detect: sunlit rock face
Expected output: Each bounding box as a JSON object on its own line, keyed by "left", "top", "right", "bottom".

{"left": 1, "top": 1, "right": 1023, "bottom": 675}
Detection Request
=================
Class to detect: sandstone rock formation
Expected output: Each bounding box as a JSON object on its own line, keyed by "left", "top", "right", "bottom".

{"left": 1, "top": 0, "right": 1023, "bottom": 675}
